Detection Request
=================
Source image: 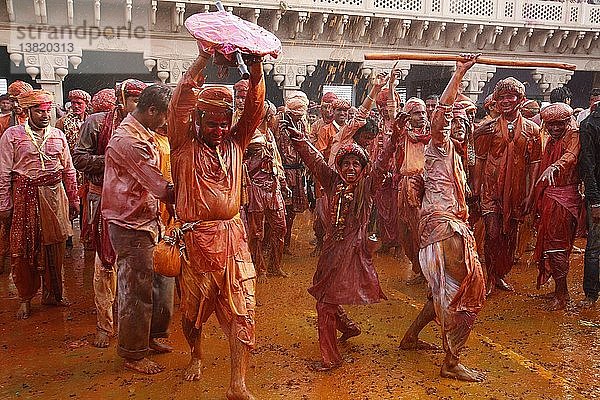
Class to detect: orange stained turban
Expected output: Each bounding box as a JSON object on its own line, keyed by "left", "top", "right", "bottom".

{"left": 196, "top": 86, "right": 233, "bottom": 113}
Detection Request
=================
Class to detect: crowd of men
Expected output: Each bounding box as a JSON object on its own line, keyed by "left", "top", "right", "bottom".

{"left": 0, "top": 49, "right": 599, "bottom": 399}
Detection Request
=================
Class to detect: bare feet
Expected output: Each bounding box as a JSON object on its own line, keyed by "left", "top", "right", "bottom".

{"left": 149, "top": 338, "right": 173, "bottom": 353}
{"left": 268, "top": 268, "right": 288, "bottom": 278}
{"left": 399, "top": 338, "right": 440, "bottom": 351}
{"left": 16, "top": 301, "right": 31, "bottom": 319}
{"left": 226, "top": 385, "right": 255, "bottom": 400}
{"left": 308, "top": 360, "right": 342, "bottom": 372}
{"left": 542, "top": 296, "right": 568, "bottom": 311}
{"left": 578, "top": 297, "right": 597, "bottom": 309}
{"left": 339, "top": 326, "right": 361, "bottom": 342}
{"left": 441, "top": 362, "right": 486, "bottom": 382}
{"left": 93, "top": 330, "right": 110, "bottom": 348}
{"left": 257, "top": 272, "right": 267, "bottom": 284}
{"left": 538, "top": 291, "right": 556, "bottom": 300}
{"left": 495, "top": 278, "right": 514, "bottom": 292}
{"left": 124, "top": 357, "right": 164, "bottom": 374}
{"left": 183, "top": 357, "right": 202, "bottom": 381}
{"left": 41, "top": 297, "right": 71, "bottom": 307}
{"left": 406, "top": 274, "right": 426, "bottom": 286}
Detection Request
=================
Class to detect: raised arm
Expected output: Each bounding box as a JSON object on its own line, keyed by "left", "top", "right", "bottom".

{"left": 280, "top": 119, "right": 337, "bottom": 194}
{"left": 372, "top": 112, "right": 407, "bottom": 190}
{"left": 233, "top": 62, "right": 266, "bottom": 150}
{"left": 168, "top": 51, "right": 210, "bottom": 152}
{"left": 431, "top": 54, "right": 479, "bottom": 146}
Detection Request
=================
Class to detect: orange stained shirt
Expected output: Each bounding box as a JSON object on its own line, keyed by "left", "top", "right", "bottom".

{"left": 167, "top": 61, "right": 265, "bottom": 223}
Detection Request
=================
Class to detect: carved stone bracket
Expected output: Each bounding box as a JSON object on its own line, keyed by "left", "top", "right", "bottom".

{"left": 461, "top": 65, "right": 497, "bottom": 102}
{"left": 532, "top": 68, "right": 574, "bottom": 100}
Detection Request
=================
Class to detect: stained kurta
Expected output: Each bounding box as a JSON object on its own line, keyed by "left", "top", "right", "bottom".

{"left": 168, "top": 60, "right": 265, "bottom": 327}
{"left": 534, "top": 127, "right": 583, "bottom": 287}
{"left": 419, "top": 104, "right": 486, "bottom": 357}
{"left": 0, "top": 124, "right": 78, "bottom": 301}
{"left": 276, "top": 120, "right": 308, "bottom": 213}
{"left": 291, "top": 136, "right": 393, "bottom": 305}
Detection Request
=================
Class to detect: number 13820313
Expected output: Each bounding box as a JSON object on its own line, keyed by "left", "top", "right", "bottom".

{"left": 19, "top": 42, "right": 75, "bottom": 53}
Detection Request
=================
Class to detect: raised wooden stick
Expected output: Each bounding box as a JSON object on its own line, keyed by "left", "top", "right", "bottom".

{"left": 364, "top": 52, "right": 576, "bottom": 71}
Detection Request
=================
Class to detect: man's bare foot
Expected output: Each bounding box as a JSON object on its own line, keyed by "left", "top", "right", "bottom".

{"left": 183, "top": 357, "right": 202, "bottom": 381}
{"left": 226, "top": 385, "right": 255, "bottom": 400}
{"left": 542, "top": 297, "right": 568, "bottom": 311}
{"left": 538, "top": 291, "right": 556, "bottom": 300}
{"left": 308, "top": 360, "right": 342, "bottom": 372}
{"left": 124, "top": 357, "right": 164, "bottom": 374}
{"left": 578, "top": 296, "right": 597, "bottom": 309}
{"left": 16, "top": 301, "right": 31, "bottom": 319}
{"left": 495, "top": 278, "right": 514, "bottom": 292}
{"left": 257, "top": 272, "right": 267, "bottom": 284}
{"left": 339, "top": 326, "right": 361, "bottom": 342}
{"left": 399, "top": 338, "right": 440, "bottom": 351}
{"left": 406, "top": 274, "right": 426, "bottom": 286}
{"left": 93, "top": 330, "right": 110, "bottom": 348}
{"left": 149, "top": 338, "right": 173, "bottom": 353}
{"left": 268, "top": 268, "right": 288, "bottom": 278}
{"left": 41, "top": 297, "right": 71, "bottom": 307}
{"left": 441, "top": 362, "right": 486, "bottom": 382}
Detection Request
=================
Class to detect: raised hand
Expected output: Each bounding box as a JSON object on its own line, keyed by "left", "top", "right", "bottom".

{"left": 457, "top": 53, "right": 480, "bottom": 71}
{"left": 373, "top": 71, "right": 389, "bottom": 88}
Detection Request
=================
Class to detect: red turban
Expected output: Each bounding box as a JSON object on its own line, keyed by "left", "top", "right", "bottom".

{"left": 68, "top": 89, "right": 91, "bottom": 103}
{"left": 375, "top": 88, "right": 401, "bottom": 108}
{"left": 540, "top": 102, "right": 573, "bottom": 122}
{"left": 18, "top": 89, "right": 54, "bottom": 109}
{"left": 403, "top": 97, "right": 426, "bottom": 113}
{"left": 285, "top": 91, "right": 309, "bottom": 117}
{"left": 452, "top": 103, "right": 469, "bottom": 121}
{"left": 91, "top": 89, "right": 117, "bottom": 113}
{"left": 196, "top": 86, "right": 233, "bottom": 113}
{"left": 321, "top": 92, "right": 338, "bottom": 105}
{"left": 335, "top": 142, "right": 369, "bottom": 170}
{"left": 455, "top": 93, "right": 477, "bottom": 113}
{"left": 332, "top": 99, "right": 351, "bottom": 111}
{"left": 8, "top": 80, "right": 33, "bottom": 98}
{"left": 116, "top": 79, "right": 147, "bottom": 104}
{"left": 234, "top": 79, "right": 249, "bottom": 92}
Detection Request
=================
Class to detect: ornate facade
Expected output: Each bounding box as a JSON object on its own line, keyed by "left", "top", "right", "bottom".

{"left": 1, "top": 0, "right": 598, "bottom": 104}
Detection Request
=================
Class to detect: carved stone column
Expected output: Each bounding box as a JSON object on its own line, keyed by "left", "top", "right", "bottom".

{"left": 460, "top": 65, "right": 497, "bottom": 102}
{"left": 531, "top": 68, "right": 574, "bottom": 101}
{"left": 273, "top": 62, "right": 308, "bottom": 98}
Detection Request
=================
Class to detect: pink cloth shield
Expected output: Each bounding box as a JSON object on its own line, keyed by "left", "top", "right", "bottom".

{"left": 185, "top": 11, "right": 282, "bottom": 59}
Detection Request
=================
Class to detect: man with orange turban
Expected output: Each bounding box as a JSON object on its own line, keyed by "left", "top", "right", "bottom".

{"left": 0, "top": 80, "right": 33, "bottom": 136}
{"left": 310, "top": 91, "right": 338, "bottom": 143}
{"left": 533, "top": 103, "right": 583, "bottom": 311}
{"left": 168, "top": 48, "right": 265, "bottom": 400}
{"left": 0, "top": 90, "right": 78, "bottom": 319}
{"left": 475, "top": 77, "right": 541, "bottom": 294}
{"left": 56, "top": 89, "right": 91, "bottom": 153}
{"left": 73, "top": 81, "right": 147, "bottom": 348}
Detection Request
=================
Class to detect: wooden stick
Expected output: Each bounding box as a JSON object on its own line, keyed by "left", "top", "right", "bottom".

{"left": 364, "top": 52, "right": 576, "bottom": 71}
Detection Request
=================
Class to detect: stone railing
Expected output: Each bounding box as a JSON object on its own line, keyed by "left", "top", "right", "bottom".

{"left": 168, "top": 0, "right": 600, "bottom": 30}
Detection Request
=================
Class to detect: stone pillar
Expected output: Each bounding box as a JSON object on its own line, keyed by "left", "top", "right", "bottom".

{"left": 531, "top": 68, "right": 574, "bottom": 102}
{"left": 273, "top": 62, "right": 309, "bottom": 98}
{"left": 460, "top": 65, "right": 497, "bottom": 103}
{"left": 153, "top": 58, "right": 194, "bottom": 85}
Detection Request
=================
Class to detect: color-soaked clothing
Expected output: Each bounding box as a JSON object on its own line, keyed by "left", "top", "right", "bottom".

{"left": 0, "top": 124, "right": 77, "bottom": 303}
{"left": 56, "top": 111, "right": 88, "bottom": 154}
{"left": 244, "top": 129, "right": 287, "bottom": 275}
{"left": 291, "top": 133, "right": 395, "bottom": 367}
{"left": 476, "top": 114, "right": 541, "bottom": 278}
{"left": 419, "top": 105, "right": 485, "bottom": 358}
{"left": 0, "top": 113, "right": 27, "bottom": 136}
{"left": 534, "top": 128, "right": 583, "bottom": 287}
{"left": 0, "top": 125, "right": 78, "bottom": 211}
{"left": 168, "top": 60, "right": 264, "bottom": 342}
{"left": 102, "top": 114, "right": 170, "bottom": 241}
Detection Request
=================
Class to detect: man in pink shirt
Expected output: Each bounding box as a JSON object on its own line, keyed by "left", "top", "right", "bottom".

{"left": 0, "top": 90, "right": 79, "bottom": 319}
{"left": 102, "top": 84, "right": 175, "bottom": 375}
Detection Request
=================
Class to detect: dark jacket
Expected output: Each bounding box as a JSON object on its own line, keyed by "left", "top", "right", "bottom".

{"left": 579, "top": 107, "right": 600, "bottom": 206}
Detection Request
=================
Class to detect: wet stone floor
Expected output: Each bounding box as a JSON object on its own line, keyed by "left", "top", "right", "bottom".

{"left": 0, "top": 212, "right": 599, "bottom": 399}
